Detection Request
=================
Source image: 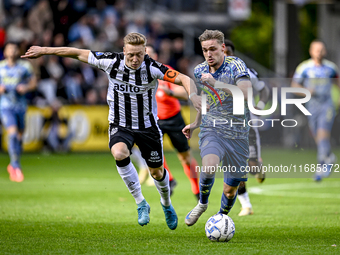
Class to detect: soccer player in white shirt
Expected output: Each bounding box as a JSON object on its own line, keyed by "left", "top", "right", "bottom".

{"left": 22, "top": 32, "right": 201, "bottom": 230}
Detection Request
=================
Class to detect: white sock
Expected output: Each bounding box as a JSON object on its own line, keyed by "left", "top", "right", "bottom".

{"left": 237, "top": 192, "right": 252, "bottom": 209}
{"left": 116, "top": 161, "right": 144, "bottom": 204}
{"left": 154, "top": 169, "right": 171, "bottom": 206}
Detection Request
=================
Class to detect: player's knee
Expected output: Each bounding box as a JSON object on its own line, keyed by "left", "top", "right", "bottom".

{"left": 149, "top": 167, "right": 163, "bottom": 180}
{"left": 7, "top": 126, "right": 18, "bottom": 135}
{"left": 223, "top": 186, "right": 237, "bottom": 199}
{"left": 112, "top": 150, "right": 130, "bottom": 161}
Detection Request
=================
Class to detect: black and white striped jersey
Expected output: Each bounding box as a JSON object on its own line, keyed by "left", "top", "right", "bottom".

{"left": 88, "top": 51, "right": 170, "bottom": 130}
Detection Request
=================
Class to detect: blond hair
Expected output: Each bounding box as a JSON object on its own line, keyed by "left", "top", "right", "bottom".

{"left": 123, "top": 32, "right": 147, "bottom": 46}
{"left": 198, "top": 30, "right": 224, "bottom": 45}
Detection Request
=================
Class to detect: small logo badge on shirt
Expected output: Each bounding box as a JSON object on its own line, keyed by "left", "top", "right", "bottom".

{"left": 141, "top": 70, "right": 148, "bottom": 81}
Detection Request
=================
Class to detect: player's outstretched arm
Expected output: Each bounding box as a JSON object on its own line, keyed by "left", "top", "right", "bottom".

{"left": 182, "top": 111, "right": 202, "bottom": 139}
{"left": 21, "top": 46, "right": 90, "bottom": 63}
{"left": 158, "top": 84, "right": 189, "bottom": 100}
{"left": 172, "top": 73, "right": 201, "bottom": 112}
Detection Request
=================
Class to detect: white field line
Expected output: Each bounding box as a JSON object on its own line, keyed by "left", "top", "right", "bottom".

{"left": 248, "top": 181, "right": 340, "bottom": 199}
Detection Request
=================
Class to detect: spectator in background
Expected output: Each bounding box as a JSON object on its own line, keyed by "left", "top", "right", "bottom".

{"left": 169, "top": 37, "right": 184, "bottom": 70}
{"left": 36, "top": 56, "right": 57, "bottom": 104}
{"left": 85, "top": 88, "right": 99, "bottom": 105}
{"left": 157, "top": 38, "right": 172, "bottom": 65}
{"left": 126, "top": 13, "right": 148, "bottom": 36}
{"left": 79, "top": 61, "right": 96, "bottom": 94}
{"left": 68, "top": 15, "right": 94, "bottom": 47}
{"left": 42, "top": 98, "right": 73, "bottom": 153}
{"left": 6, "top": 17, "right": 34, "bottom": 44}
{"left": 61, "top": 57, "right": 83, "bottom": 104}
{"left": 27, "top": 0, "right": 54, "bottom": 38}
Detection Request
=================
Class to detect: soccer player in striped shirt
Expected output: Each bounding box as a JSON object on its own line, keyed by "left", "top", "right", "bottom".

{"left": 22, "top": 32, "right": 201, "bottom": 230}
{"left": 183, "top": 30, "right": 252, "bottom": 226}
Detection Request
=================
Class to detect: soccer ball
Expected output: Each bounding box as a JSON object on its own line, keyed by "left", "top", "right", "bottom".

{"left": 205, "top": 213, "right": 235, "bottom": 242}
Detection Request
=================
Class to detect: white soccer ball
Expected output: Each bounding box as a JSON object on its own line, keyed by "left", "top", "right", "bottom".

{"left": 205, "top": 213, "right": 235, "bottom": 242}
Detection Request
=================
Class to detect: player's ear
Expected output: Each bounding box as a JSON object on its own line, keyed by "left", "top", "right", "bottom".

{"left": 123, "top": 47, "right": 126, "bottom": 55}
{"left": 221, "top": 43, "right": 226, "bottom": 53}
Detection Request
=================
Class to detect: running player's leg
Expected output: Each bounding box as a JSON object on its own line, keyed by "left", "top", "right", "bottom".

{"left": 1, "top": 109, "right": 24, "bottom": 182}
{"left": 185, "top": 153, "right": 217, "bottom": 226}
{"left": 220, "top": 138, "right": 249, "bottom": 215}
{"left": 131, "top": 146, "right": 149, "bottom": 184}
{"left": 185, "top": 133, "right": 221, "bottom": 226}
{"left": 167, "top": 126, "right": 199, "bottom": 200}
{"left": 237, "top": 181, "right": 253, "bottom": 216}
{"left": 136, "top": 125, "right": 177, "bottom": 230}
{"left": 109, "top": 124, "right": 149, "bottom": 226}
{"left": 237, "top": 126, "right": 260, "bottom": 216}
{"left": 177, "top": 150, "right": 199, "bottom": 199}
{"left": 16, "top": 109, "right": 25, "bottom": 167}
{"left": 313, "top": 105, "right": 335, "bottom": 181}
{"left": 163, "top": 157, "right": 176, "bottom": 195}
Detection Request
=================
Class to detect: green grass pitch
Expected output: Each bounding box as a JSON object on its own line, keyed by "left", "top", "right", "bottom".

{"left": 0, "top": 148, "right": 339, "bottom": 254}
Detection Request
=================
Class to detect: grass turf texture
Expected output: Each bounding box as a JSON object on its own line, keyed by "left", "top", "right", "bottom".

{"left": 0, "top": 149, "right": 339, "bottom": 254}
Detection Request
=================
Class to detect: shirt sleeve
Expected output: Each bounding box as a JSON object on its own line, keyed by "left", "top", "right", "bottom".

{"left": 292, "top": 63, "right": 306, "bottom": 85}
{"left": 332, "top": 64, "right": 339, "bottom": 78}
{"left": 150, "top": 60, "right": 169, "bottom": 80}
{"left": 248, "top": 69, "right": 265, "bottom": 92}
{"left": 230, "top": 58, "right": 250, "bottom": 82}
{"left": 88, "top": 51, "right": 116, "bottom": 72}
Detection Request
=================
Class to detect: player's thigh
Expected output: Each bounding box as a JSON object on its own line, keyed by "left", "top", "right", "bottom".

{"left": 135, "top": 125, "right": 163, "bottom": 168}
{"left": 317, "top": 105, "right": 335, "bottom": 137}
{"left": 1, "top": 109, "right": 18, "bottom": 131}
{"left": 199, "top": 132, "right": 225, "bottom": 161}
{"left": 222, "top": 138, "right": 249, "bottom": 187}
{"left": 108, "top": 124, "right": 134, "bottom": 158}
{"left": 16, "top": 109, "right": 26, "bottom": 132}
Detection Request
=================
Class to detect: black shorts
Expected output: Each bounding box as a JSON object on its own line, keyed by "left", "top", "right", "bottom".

{"left": 157, "top": 111, "right": 190, "bottom": 153}
{"left": 108, "top": 123, "right": 163, "bottom": 168}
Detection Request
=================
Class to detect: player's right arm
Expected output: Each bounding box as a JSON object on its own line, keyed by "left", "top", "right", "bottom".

{"left": 21, "top": 46, "right": 90, "bottom": 63}
{"left": 291, "top": 62, "right": 314, "bottom": 96}
{"left": 182, "top": 110, "right": 202, "bottom": 139}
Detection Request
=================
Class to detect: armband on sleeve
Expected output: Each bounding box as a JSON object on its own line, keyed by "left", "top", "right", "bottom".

{"left": 163, "top": 69, "right": 179, "bottom": 83}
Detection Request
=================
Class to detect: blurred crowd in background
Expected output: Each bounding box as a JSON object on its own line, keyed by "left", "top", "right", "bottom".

{"left": 0, "top": 0, "right": 204, "bottom": 106}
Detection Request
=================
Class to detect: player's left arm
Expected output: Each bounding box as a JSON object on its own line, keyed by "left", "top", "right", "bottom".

{"left": 159, "top": 82, "right": 188, "bottom": 100}
{"left": 163, "top": 69, "right": 201, "bottom": 112}
{"left": 257, "top": 83, "right": 270, "bottom": 110}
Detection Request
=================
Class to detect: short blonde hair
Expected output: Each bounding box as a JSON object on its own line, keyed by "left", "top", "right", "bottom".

{"left": 199, "top": 30, "right": 224, "bottom": 45}
{"left": 124, "top": 32, "right": 147, "bottom": 46}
